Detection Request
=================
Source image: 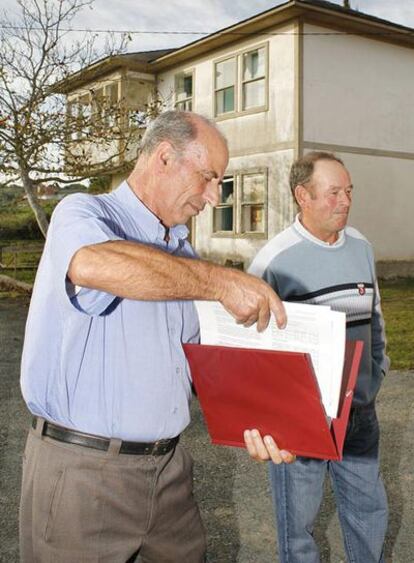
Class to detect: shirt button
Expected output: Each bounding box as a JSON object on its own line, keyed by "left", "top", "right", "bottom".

{"left": 175, "top": 367, "right": 181, "bottom": 374}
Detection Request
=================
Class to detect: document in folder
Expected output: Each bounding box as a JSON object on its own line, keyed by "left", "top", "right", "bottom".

{"left": 183, "top": 341, "right": 363, "bottom": 461}
{"left": 195, "top": 301, "right": 346, "bottom": 418}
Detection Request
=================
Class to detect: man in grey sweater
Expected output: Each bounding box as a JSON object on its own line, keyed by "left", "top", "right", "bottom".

{"left": 249, "top": 152, "right": 389, "bottom": 563}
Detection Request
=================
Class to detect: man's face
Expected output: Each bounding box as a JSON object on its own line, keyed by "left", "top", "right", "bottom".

{"left": 159, "top": 125, "right": 229, "bottom": 227}
{"left": 299, "top": 159, "right": 353, "bottom": 243}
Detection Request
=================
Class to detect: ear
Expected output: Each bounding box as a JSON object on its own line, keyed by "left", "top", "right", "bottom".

{"left": 294, "top": 184, "right": 311, "bottom": 208}
{"left": 153, "top": 141, "right": 176, "bottom": 173}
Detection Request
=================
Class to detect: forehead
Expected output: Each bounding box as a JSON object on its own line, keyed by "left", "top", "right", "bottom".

{"left": 189, "top": 122, "right": 229, "bottom": 171}
{"left": 311, "top": 159, "right": 351, "bottom": 188}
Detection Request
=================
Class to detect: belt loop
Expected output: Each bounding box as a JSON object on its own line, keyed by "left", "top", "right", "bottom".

{"left": 34, "top": 417, "right": 46, "bottom": 437}
{"left": 107, "top": 438, "right": 122, "bottom": 456}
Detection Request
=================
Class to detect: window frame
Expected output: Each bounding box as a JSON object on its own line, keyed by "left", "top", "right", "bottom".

{"left": 241, "top": 45, "right": 267, "bottom": 113}
{"left": 211, "top": 168, "right": 268, "bottom": 239}
{"left": 213, "top": 55, "right": 238, "bottom": 118}
{"left": 174, "top": 68, "right": 195, "bottom": 111}
{"left": 212, "top": 175, "right": 236, "bottom": 235}
{"left": 213, "top": 42, "right": 268, "bottom": 120}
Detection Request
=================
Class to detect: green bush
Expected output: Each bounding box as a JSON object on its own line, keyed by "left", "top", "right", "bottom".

{"left": 0, "top": 200, "right": 57, "bottom": 240}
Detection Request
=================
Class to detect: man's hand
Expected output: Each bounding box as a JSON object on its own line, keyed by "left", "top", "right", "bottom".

{"left": 217, "top": 268, "right": 286, "bottom": 332}
{"left": 244, "top": 429, "right": 296, "bottom": 464}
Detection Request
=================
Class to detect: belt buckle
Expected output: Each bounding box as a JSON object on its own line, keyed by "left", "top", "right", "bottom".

{"left": 151, "top": 440, "right": 164, "bottom": 455}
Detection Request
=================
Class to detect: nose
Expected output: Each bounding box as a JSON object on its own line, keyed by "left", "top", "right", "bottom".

{"left": 203, "top": 178, "right": 221, "bottom": 207}
{"left": 338, "top": 189, "right": 352, "bottom": 207}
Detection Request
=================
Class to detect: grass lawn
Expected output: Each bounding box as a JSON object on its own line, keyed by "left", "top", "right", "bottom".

{"left": 379, "top": 278, "right": 414, "bottom": 370}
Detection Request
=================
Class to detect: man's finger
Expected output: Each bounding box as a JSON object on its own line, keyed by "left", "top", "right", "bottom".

{"left": 244, "top": 429, "right": 259, "bottom": 459}
{"left": 264, "top": 435, "right": 283, "bottom": 464}
{"left": 244, "top": 429, "right": 269, "bottom": 461}
{"left": 270, "top": 295, "right": 287, "bottom": 329}
{"left": 256, "top": 303, "right": 271, "bottom": 333}
{"left": 242, "top": 315, "right": 258, "bottom": 328}
{"left": 244, "top": 429, "right": 270, "bottom": 461}
{"left": 250, "top": 429, "right": 270, "bottom": 459}
{"left": 280, "top": 450, "right": 297, "bottom": 464}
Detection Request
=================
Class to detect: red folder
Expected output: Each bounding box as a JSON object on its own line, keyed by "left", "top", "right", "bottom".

{"left": 184, "top": 341, "right": 363, "bottom": 461}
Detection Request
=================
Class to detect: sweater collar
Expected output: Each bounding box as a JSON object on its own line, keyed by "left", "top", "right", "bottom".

{"left": 293, "top": 214, "right": 345, "bottom": 248}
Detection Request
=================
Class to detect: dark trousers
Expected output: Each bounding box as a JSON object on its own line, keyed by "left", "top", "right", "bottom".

{"left": 20, "top": 420, "right": 206, "bottom": 562}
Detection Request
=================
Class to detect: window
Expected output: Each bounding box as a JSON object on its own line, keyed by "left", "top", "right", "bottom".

{"left": 212, "top": 170, "right": 267, "bottom": 236}
{"left": 213, "top": 176, "right": 234, "bottom": 232}
{"left": 105, "top": 83, "right": 119, "bottom": 127}
{"left": 241, "top": 173, "right": 266, "bottom": 233}
{"left": 214, "top": 58, "right": 236, "bottom": 115}
{"left": 242, "top": 48, "right": 266, "bottom": 110}
{"left": 70, "top": 82, "right": 120, "bottom": 138}
{"left": 68, "top": 94, "right": 91, "bottom": 139}
{"left": 91, "top": 87, "right": 105, "bottom": 129}
{"left": 175, "top": 71, "right": 193, "bottom": 111}
{"left": 214, "top": 44, "right": 267, "bottom": 117}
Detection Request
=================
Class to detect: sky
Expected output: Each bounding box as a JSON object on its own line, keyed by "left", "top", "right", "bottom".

{"left": 2, "top": 0, "right": 414, "bottom": 54}
{"left": 74, "top": 0, "right": 414, "bottom": 52}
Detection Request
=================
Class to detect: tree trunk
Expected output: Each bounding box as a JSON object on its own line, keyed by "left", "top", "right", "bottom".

{"left": 19, "top": 166, "right": 49, "bottom": 238}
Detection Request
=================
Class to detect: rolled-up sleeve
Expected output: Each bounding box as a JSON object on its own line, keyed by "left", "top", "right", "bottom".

{"left": 48, "top": 193, "right": 123, "bottom": 316}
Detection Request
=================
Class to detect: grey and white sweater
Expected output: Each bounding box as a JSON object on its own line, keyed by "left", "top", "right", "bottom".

{"left": 249, "top": 215, "right": 390, "bottom": 407}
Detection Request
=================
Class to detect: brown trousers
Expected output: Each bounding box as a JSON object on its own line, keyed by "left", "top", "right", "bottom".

{"left": 19, "top": 420, "right": 206, "bottom": 562}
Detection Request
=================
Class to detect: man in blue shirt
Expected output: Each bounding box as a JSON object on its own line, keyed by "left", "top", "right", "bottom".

{"left": 20, "top": 110, "right": 293, "bottom": 563}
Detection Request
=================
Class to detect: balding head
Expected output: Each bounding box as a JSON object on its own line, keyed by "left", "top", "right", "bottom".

{"left": 140, "top": 110, "right": 227, "bottom": 158}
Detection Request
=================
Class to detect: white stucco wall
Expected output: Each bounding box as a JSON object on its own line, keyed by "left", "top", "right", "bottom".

{"left": 340, "top": 152, "right": 414, "bottom": 260}
{"left": 302, "top": 23, "right": 414, "bottom": 153}
{"left": 302, "top": 23, "right": 414, "bottom": 262}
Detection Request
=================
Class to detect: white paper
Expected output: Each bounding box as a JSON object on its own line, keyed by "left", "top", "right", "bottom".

{"left": 194, "top": 301, "right": 346, "bottom": 419}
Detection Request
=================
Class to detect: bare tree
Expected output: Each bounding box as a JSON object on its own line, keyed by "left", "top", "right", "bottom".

{"left": 0, "top": 0, "right": 151, "bottom": 237}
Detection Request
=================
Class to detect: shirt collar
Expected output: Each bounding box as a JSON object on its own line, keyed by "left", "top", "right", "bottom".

{"left": 293, "top": 214, "right": 345, "bottom": 248}
{"left": 112, "top": 181, "right": 189, "bottom": 244}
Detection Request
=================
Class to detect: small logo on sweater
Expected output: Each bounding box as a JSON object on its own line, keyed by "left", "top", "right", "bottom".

{"left": 357, "top": 283, "right": 366, "bottom": 295}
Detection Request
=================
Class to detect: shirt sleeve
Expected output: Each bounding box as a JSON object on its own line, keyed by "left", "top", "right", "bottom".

{"left": 366, "top": 244, "right": 390, "bottom": 376}
{"left": 371, "top": 279, "right": 390, "bottom": 376}
{"left": 48, "top": 193, "right": 123, "bottom": 316}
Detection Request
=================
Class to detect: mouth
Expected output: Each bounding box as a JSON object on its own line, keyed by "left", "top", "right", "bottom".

{"left": 189, "top": 203, "right": 204, "bottom": 215}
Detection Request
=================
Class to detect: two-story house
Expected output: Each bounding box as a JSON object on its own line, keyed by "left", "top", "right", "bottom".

{"left": 55, "top": 0, "right": 414, "bottom": 276}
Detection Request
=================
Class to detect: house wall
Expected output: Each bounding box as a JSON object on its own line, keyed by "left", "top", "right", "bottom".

{"left": 302, "top": 22, "right": 414, "bottom": 262}
{"left": 333, "top": 151, "right": 414, "bottom": 262}
{"left": 158, "top": 22, "right": 298, "bottom": 265}
{"left": 195, "top": 149, "right": 294, "bottom": 265}
{"left": 67, "top": 70, "right": 155, "bottom": 175}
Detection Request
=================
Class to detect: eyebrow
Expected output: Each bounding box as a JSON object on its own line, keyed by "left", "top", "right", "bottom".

{"left": 329, "top": 184, "right": 354, "bottom": 189}
{"left": 202, "top": 169, "right": 223, "bottom": 185}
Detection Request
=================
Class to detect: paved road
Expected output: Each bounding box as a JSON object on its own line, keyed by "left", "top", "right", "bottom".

{"left": 0, "top": 297, "right": 413, "bottom": 563}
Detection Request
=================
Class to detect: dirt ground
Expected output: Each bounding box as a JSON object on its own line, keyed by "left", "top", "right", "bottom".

{"left": 0, "top": 296, "right": 413, "bottom": 563}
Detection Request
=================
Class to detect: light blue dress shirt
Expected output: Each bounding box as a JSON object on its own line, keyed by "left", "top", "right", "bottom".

{"left": 21, "top": 182, "right": 200, "bottom": 441}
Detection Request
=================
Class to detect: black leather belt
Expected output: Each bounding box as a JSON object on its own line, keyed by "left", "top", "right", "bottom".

{"left": 32, "top": 417, "right": 179, "bottom": 455}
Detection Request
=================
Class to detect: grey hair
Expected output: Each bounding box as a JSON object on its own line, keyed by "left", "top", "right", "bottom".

{"left": 140, "top": 110, "right": 227, "bottom": 157}
{"left": 289, "top": 151, "right": 344, "bottom": 202}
